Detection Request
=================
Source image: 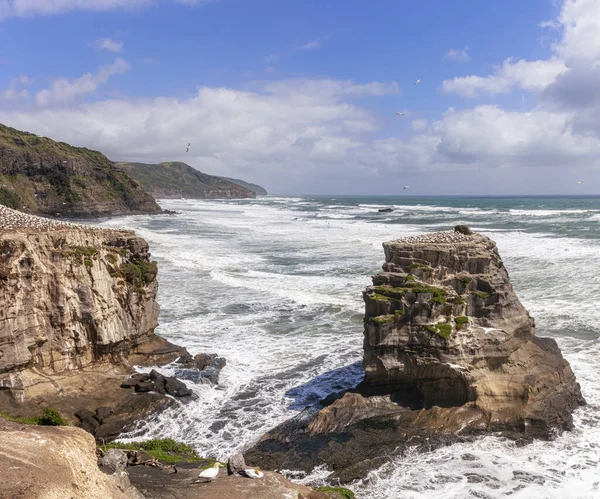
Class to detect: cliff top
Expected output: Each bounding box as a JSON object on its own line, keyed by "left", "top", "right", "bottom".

{"left": 0, "top": 205, "right": 124, "bottom": 234}
{"left": 391, "top": 229, "right": 475, "bottom": 245}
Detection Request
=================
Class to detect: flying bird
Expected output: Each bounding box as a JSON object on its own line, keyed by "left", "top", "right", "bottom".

{"left": 186, "top": 143, "right": 191, "bottom": 153}
{"left": 196, "top": 462, "right": 221, "bottom": 482}
{"left": 214, "top": 155, "right": 220, "bottom": 159}
{"left": 577, "top": 181, "right": 583, "bottom": 184}
{"left": 396, "top": 112, "right": 404, "bottom": 116}
{"left": 242, "top": 468, "right": 264, "bottom": 479}
{"left": 414, "top": 78, "right": 422, "bottom": 85}
{"left": 403, "top": 185, "right": 409, "bottom": 190}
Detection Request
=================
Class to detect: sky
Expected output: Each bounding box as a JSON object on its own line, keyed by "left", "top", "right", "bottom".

{"left": 0, "top": 0, "right": 599, "bottom": 195}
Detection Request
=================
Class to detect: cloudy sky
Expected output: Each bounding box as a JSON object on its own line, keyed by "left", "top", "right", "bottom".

{"left": 0, "top": 0, "right": 599, "bottom": 195}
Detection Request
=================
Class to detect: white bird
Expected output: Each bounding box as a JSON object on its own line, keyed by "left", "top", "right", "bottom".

{"left": 403, "top": 185, "right": 409, "bottom": 190}
{"left": 214, "top": 155, "right": 219, "bottom": 159}
{"left": 414, "top": 78, "right": 422, "bottom": 85}
{"left": 186, "top": 143, "right": 191, "bottom": 153}
{"left": 243, "top": 468, "right": 264, "bottom": 479}
{"left": 577, "top": 181, "right": 582, "bottom": 184}
{"left": 396, "top": 112, "right": 404, "bottom": 116}
{"left": 197, "top": 462, "right": 220, "bottom": 482}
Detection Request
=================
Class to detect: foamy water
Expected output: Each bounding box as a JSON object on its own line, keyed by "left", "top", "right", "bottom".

{"left": 95, "top": 195, "right": 600, "bottom": 499}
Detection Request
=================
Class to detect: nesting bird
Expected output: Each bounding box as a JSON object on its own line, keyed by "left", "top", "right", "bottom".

{"left": 0, "top": 205, "right": 95, "bottom": 233}
{"left": 242, "top": 468, "right": 264, "bottom": 479}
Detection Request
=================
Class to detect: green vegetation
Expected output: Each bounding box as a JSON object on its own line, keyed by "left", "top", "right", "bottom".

{"left": 99, "top": 438, "right": 209, "bottom": 464}
{"left": 409, "top": 262, "right": 434, "bottom": 273}
{"left": 370, "top": 315, "right": 395, "bottom": 325}
{"left": 474, "top": 291, "right": 490, "bottom": 300}
{"left": 0, "top": 407, "right": 69, "bottom": 426}
{"left": 373, "top": 286, "right": 406, "bottom": 299}
{"left": 460, "top": 276, "right": 472, "bottom": 284}
{"left": 425, "top": 323, "right": 453, "bottom": 340}
{"left": 404, "top": 274, "right": 415, "bottom": 281}
{"left": 407, "top": 284, "right": 447, "bottom": 299}
{"left": 315, "top": 487, "right": 355, "bottom": 499}
{"left": 0, "top": 186, "right": 21, "bottom": 209}
{"left": 84, "top": 258, "right": 93, "bottom": 268}
{"left": 454, "top": 316, "right": 469, "bottom": 330}
{"left": 429, "top": 296, "right": 446, "bottom": 306}
{"left": 117, "top": 161, "right": 258, "bottom": 199}
{"left": 453, "top": 295, "right": 465, "bottom": 305}
{"left": 118, "top": 259, "right": 158, "bottom": 290}
{"left": 106, "top": 253, "right": 117, "bottom": 264}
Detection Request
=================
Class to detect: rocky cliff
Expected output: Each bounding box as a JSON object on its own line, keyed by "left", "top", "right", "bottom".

{"left": 118, "top": 161, "right": 259, "bottom": 199}
{"left": 0, "top": 123, "right": 162, "bottom": 217}
{"left": 246, "top": 228, "right": 585, "bottom": 482}
{"left": 0, "top": 205, "right": 183, "bottom": 427}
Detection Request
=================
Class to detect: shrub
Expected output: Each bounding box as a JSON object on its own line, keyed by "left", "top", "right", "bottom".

{"left": 38, "top": 408, "right": 69, "bottom": 426}
{"left": 454, "top": 316, "right": 469, "bottom": 330}
{"left": 0, "top": 187, "right": 21, "bottom": 209}
{"left": 315, "top": 486, "right": 355, "bottom": 499}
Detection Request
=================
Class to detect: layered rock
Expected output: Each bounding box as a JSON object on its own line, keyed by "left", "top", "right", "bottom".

{"left": 0, "top": 208, "right": 187, "bottom": 432}
{"left": 246, "top": 229, "right": 585, "bottom": 482}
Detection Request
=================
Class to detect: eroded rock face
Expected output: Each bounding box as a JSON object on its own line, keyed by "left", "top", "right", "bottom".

{"left": 246, "top": 229, "right": 585, "bottom": 482}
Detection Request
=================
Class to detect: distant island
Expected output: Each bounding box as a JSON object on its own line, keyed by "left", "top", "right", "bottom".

{"left": 117, "top": 161, "right": 267, "bottom": 199}
{"left": 0, "top": 123, "right": 162, "bottom": 218}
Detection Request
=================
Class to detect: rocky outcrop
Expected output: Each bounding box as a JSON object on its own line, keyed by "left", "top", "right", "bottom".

{"left": 118, "top": 161, "right": 258, "bottom": 199}
{"left": 0, "top": 123, "right": 162, "bottom": 218}
{"left": 0, "top": 418, "right": 144, "bottom": 498}
{"left": 246, "top": 228, "right": 585, "bottom": 482}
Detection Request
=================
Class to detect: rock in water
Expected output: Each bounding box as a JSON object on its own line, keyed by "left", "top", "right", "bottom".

{"left": 246, "top": 230, "right": 585, "bottom": 482}
{"left": 227, "top": 453, "right": 247, "bottom": 475}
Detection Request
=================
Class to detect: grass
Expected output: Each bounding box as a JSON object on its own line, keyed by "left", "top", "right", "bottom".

{"left": 460, "top": 276, "right": 472, "bottom": 284}
{"left": 315, "top": 486, "right": 355, "bottom": 499}
{"left": 454, "top": 316, "right": 469, "bottom": 330}
{"left": 429, "top": 296, "right": 446, "bottom": 306}
{"left": 453, "top": 296, "right": 465, "bottom": 305}
{"left": 409, "top": 262, "right": 434, "bottom": 273}
{"left": 474, "top": 291, "right": 490, "bottom": 300}
{"left": 0, "top": 186, "right": 21, "bottom": 209}
{"left": 370, "top": 315, "right": 395, "bottom": 325}
{"left": 0, "top": 407, "right": 69, "bottom": 426}
{"left": 425, "top": 323, "right": 453, "bottom": 340}
{"left": 99, "top": 438, "right": 211, "bottom": 464}
{"left": 118, "top": 259, "right": 158, "bottom": 290}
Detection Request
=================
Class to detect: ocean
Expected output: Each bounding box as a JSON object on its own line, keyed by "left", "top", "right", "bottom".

{"left": 96, "top": 195, "right": 600, "bottom": 499}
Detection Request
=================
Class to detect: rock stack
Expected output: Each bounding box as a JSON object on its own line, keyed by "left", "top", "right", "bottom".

{"left": 246, "top": 227, "right": 585, "bottom": 482}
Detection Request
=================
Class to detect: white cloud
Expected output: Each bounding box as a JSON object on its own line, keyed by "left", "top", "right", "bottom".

{"left": 442, "top": 57, "right": 566, "bottom": 97}
{"left": 444, "top": 47, "right": 470, "bottom": 63}
{"left": 35, "top": 58, "right": 130, "bottom": 106}
{"left": 2, "top": 75, "right": 32, "bottom": 101}
{"left": 411, "top": 119, "right": 427, "bottom": 131}
{"left": 91, "top": 37, "right": 123, "bottom": 53}
{"left": 0, "top": 0, "right": 210, "bottom": 18}
{"left": 299, "top": 40, "right": 321, "bottom": 50}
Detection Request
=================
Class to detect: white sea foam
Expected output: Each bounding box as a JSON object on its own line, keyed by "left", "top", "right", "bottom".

{"left": 95, "top": 196, "right": 600, "bottom": 498}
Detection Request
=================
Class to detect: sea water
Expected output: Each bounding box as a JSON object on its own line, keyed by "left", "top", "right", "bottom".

{"left": 96, "top": 195, "right": 600, "bottom": 499}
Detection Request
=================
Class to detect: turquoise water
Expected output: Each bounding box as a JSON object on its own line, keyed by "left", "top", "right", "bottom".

{"left": 97, "top": 195, "right": 600, "bottom": 499}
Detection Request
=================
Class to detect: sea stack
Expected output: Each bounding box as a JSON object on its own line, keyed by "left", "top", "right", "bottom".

{"left": 246, "top": 227, "right": 585, "bottom": 482}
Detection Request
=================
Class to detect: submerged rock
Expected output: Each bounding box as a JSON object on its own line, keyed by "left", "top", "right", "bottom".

{"left": 246, "top": 230, "right": 585, "bottom": 482}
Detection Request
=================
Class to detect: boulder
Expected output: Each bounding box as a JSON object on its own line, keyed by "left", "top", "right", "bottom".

{"left": 96, "top": 406, "right": 114, "bottom": 423}
{"left": 227, "top": 453, "right": 247, "bottom": 475}
{"left": 102, "top": 449, "right": 129, "bottom": 473}
{"left": 135, "top": 381, "right": 155, "bottom": 393}
{"left": 378, "top": 208, "right": 394, "bottom": 213}
{"left": 164, "top": 376, "right": 192, "bottom": 397}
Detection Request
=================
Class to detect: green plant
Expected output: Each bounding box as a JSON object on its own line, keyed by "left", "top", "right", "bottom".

{"left": 454, "top": 316, "right": 469, "bottom": 330}
{"left": 404, "top": 274, "right": 415, "bottom": 281}
{"left": 425, "top": 323, "right": 452, "bottom": 340}
{"left": 0, "top": 186, "right": 21, "bottom": 209}
{"left": 99, "top": 438, "right": 208, "bottom": 464}
{"left": 429, "top": 296, "right": 446, "bottom": 306}
{"left": 453, "top": 295, "right": 465, "bottom": 305}
{"left": 474, "top": 291, "right": 490, "bottom": 300}
{"left": 460, "top": 276, "right": 472, "bottom": 284}
{"left": 0, "top": 407, "right": 68, "bottom": 426}
{"left": 370, "top": 315, "right": 395, "bottom": 325}
{"left": 84, "top": 258, "right": 93, "bottom": 268}
{"left": 315, "top": 486, "right": 355, "bottom": 499}
{"left": 106, "top": 253, "right": 117, "bottom": 264}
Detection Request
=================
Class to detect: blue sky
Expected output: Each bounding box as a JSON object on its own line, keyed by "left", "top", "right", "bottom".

{"left": 1, "top": 0, "right": 599, "bottom": 195}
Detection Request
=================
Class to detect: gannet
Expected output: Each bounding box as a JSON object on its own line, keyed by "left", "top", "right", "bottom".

{"left": 186, "top": 143, "right": 191, "bottom": 153}
{"left": 403, "top": 185, "right": 409, "bottom": 190}
{"left": 396, "top": 112, "right": 404, "bottom": 116}
{"left": 243, "top": 468, "right": 264, "bottom": 479}
{"left": 214, "top": 155, "right": 219, "bottom": 159}
{"left": 414, "top": 78, "right": 422, "bottom": 85}
{"left": 197, "top": 462, "right": 220, "bottom": 481}
{"left": 577, "top": 181, "right": 582, "bottom": 184}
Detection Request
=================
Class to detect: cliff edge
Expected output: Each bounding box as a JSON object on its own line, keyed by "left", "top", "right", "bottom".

{"left": 0, "top": 205, "right": 184, "bottom": 433}
{"left": 246, "top": 228, "right": 585, "bottom": 482}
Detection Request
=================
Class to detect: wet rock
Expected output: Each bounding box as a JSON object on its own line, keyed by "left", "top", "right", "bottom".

{"left": 378, "top": 208, "right": 394, "bottom": 213}
{"left": 101, "top": 448, "right": 128, "bottom": 473}
{"left": 135, "top": 381, "right": 155, "bottom": 393}
{"left": 164, "top": 376, "right": 192, "bottom": 397}
{"left": 121, "top": 373, "right": 148, "bottom": 389}
{"left": 227, "top": 453, "right": 247, "bottom": 475}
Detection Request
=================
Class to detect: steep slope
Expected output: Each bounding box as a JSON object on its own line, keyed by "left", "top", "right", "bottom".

{"left": 118, "top": 161, "right": 257, "bottom": 199}
{"left": 0, "top": 123, "right": 162, "bottom": 217}
{"left": 217, "top": 176, "right": 267, "bottom": 195}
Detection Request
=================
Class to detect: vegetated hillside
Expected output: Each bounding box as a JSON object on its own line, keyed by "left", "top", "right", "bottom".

{"left": 117, "top": 161, "right": 259, "bottom": 199}
{"left": 218, "top": 176, "right": 267, "bottom": 195}
{"left": 0, "top": 123, "right": 162, "bottom": 217}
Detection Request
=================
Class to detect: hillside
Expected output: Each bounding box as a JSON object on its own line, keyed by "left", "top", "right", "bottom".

{"left": 0, "top": 124, "right": 162, "bottom": 217}
{"left": 218, "top": 176, "right": 267, "bottom": 195}
{"left": 117, "top": 161, "right": 262, "bottom": 199}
